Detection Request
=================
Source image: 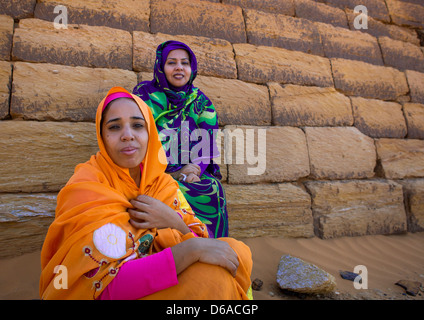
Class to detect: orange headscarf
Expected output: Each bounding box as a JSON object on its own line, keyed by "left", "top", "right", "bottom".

{"left": 39, "top": 87, "right": 208, "bottom": 300}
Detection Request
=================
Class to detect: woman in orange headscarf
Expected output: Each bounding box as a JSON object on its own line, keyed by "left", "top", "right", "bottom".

{"left": 39, "top": 87, "right": 252, "bottom": 300}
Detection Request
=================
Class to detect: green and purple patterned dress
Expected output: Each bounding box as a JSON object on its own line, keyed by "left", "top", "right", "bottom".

{"left": 133, "top": 40, "right": 228, "bottom": 238}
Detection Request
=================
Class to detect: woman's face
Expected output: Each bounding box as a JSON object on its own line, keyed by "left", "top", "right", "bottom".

{"left": 164, "top": 49, "right": 192, "bottom": 88}
{"left": 101, "top": 98, "right": 148, "bottom": 172}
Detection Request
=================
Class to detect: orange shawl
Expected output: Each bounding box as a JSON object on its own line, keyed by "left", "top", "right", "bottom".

{"left": 39, "top": 87, "right": 208, "bottom": 300}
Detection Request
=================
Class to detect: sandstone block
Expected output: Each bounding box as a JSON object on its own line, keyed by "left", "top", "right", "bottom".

{"left": 277, "top": 255, "right": 336, "bottom": 294}
{"left": 351, "top": 96, "right": 407, "bottom": 138}
{"left": 305, "top": 179, "right": 407, "bottom": 239}
{"left": 305, "top": 127, "right": 376, "bottom": 179}
{"left": 35, "top": 0, "right": 150, "bottom": 32}
{"left": 133, "top": 32, "right": 237, "bottom": 79}
{"left": 403, "top": 103, "right": 424, "bottom": 139}
{"left": 326, "top": 0, "right": 390, "bottom": 22}
{"left": 225, "top": 126, "right": 310, "bottom": 184}
{"left": 222, "top": 0, "right": 295, "bottom": 16}
{"left": 346, "top": 10, "right": 420, "bottom": 46}
{"left": 151, "top": 0, "right": 246, "bottom": 43}
{"left": 10, "top": 62, "right": 137, "bottom": 121}
{"left": 385, "top": 0, "right": 424, "bottom": 28}
{"left": 317, "top": 22, "right": 383, "bottom": 65}
{"left": 375, "top": 138, "right": 424, "bottom": 179}
{"left": 406, "top": 70, "right": 424, "bottom": 104}
{"left": 234, "top": 43, "right": 333, "bottom": 87}
{"left": 295, "top": 0, "right": 348, "bottom": 28}
{"left": 225, "top": 183, "right": 314, "bottom": 238}
{"left": 0, "top": 15, "right": 13, "bottom": 60}
{"left": 0, "top": 193, "right": 56, "bottom": 258}
{"left": 379, "top": 37, "right": 424, "bottom": 72}
{"left": 0, "top": 60, "right": 11, "bottom": 119}
{"left": 12, "top": 18, "right": 132, "bottom": 70}
{"left": 0, "top": 121, "right": 98, "bottom": 192}
{"left": 0, "top": 0, "right": 36, "bottom": 19}
{"left": 245, "top": 9, "right": 323, "bottom": 56}
{"left": 398, "top": 179, "right": 424, "bottom": 232}
{"left": 194, "top": 75, "right": 270, "bottom": 126}
{"left": 269, "top": 83, "right": 353, "bottom": 127}
{"left": 331, "top": 58, "right": 409, "bottom": 100}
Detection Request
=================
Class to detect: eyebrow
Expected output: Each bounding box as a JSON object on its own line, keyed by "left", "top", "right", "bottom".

{"left": 106, "top": 116, "right": 145, "bottom": 125}
{"left": 166, "top": 57, "right": 189, "bottom": 61}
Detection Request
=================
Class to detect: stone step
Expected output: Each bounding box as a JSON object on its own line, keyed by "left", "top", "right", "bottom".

{"left": 150, "top": 0, "right": 246, "bottom": 43}
{"left": 375, "top": 138, "right": 424, "bottom": 179}
{"left": 331, "top": 58, "right": 409, "bottom": 101}
{"left": 351, "top": 96, "right": 407, "bottom": 138}
{"left": 403, "top": 103, "right": 424, "bottom": 139}
{"left": 0, "top": 60, "right": 11, "bottom": 119}
{"left": 0, "top": 120, "right": 97, "bottom": 193}
{"left": 268, "top": 83, "right": 353, "bottom": 127}
{"left": 10, "top": 61, "right": 137, "bottom": 121}
{"left": 225, "top": 183, "right": 314, "bottom": 238}
{"left": 12, "top": 18, "right": 133, "bottom": 70}
{"left": 305, "top": 179, "right": 407, "bottom": 239}
{"left": 304, "top": 127, "right": 376, "bottom": 180}
{"left": 234, "top": 43, "right": 334, "bottom": 87}
{"left": 0, "top": 15, "right": 13, "bottom": 61}
{"left": 34, "top": 0, "right": 150, "bottom": 32}
{"left": 0, "top": 193, "right": 56, "bottom": 259}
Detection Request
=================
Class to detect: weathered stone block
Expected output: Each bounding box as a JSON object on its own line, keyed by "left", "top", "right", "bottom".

{"left": 351, "top": 96, "right": 407, "bottom": 138}
{"left": 0, "top": 0, "right": 36, "bottom": 19}
{"left": 245, "top": 9, "right": 324, "bottom": 56}
{"left": 225, "top": 126, "right": 310, "bottom": 184}
{"left": 379, "top": 36, "right": 424, "bottom": 72}
{"left": 269, "top": 83, "right": 353, "bottom": 127}
{"left": 295, "top": 0, "right": 348, "bottom": 28}
{"left": 222, "top": 0, "right": 295, "bottom": 16}
{"left": 305, "top": 180, "right": 407, "bottom": 239}
{"left": 0, "top": 193, "right": 56, "bottom": 258}
{"left": 346, "top": 10, "right": 420, "bottom": 46}
{"left": 35, "top": 0, "right": 150, "bottom": 32}
{"left": 406, "top": 70, "right": 424, "bottom": 104}
{"left": 403, "top": 103, "right": 424, "bottom": 139}
{"left": 375, "top": 138, "right": 424, "bottom": 179}
{"left": 10, "top": 62, "right": 137, "bottom": 121}
{"left": 317, "top": 22, "right": 383, "bottom": 65}
{"left": 331, "top": 58, "right": 409, "bottom": 100}
{"left": 0, "top": 15, "right": 13, "bottom": 60}
{"left": 133, "top": 31, "right": 237, "bottom": 79}
{"left": 0, "top": 60, "right": 11, "bottom": 119}
{"left": 194, "top": 75, "right": 270, "bottom": 126}
{"left": 12, "top": 18, "right": 132, "bottom": 70}
{"left": 386, "top": 0, "right": 424, "bottom": 28}
{"left": 225, "top": 183, "right": 314, "bottom": 238}
{"left": 234, "top": 43, "right": 333, "bottom": 87}
{"left": 0, "top": 121, "right": 98, "bottom": 192}
{"left": 151, "top": 0, "right": 246, "bottom": 43}
{"left": 398, "top": 179, "right": 424, "bottom": 232}
{"left": 305, "top": 127, "right": 376, "bottom": 179}
{"left": 326, "top": 0, "right": 390, "bottom": 22}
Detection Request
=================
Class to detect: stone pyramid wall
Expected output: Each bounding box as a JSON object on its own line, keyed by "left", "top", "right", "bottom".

{"left": 0, "top": 0, "right": 423, "bottom": 258}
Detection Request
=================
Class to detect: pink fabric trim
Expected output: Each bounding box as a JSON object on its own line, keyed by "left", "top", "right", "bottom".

{"left": 103, "top": 92, "right": 134, "bottom": 111}
{"left": 98, "top": 247, "right": 178, "bottom": 300}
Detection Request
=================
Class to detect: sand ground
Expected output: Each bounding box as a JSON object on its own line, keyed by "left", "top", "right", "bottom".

{"left": 1, "top": 232, "right": 423, "bottom": 300}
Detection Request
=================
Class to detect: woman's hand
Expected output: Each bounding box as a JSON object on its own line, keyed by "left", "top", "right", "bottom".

{"left": 171, "top": 164, "right": 201, "bottom": 183}
{"left": 128, "top": 195, "right": 190, "bottom": 234}
{"left": 171, "top": 238, "right": 239, "bottom": 277}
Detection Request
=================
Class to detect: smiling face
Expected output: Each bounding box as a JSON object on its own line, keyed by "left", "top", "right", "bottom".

{"left": 101, "top": 98, "right": 148, "bottom": 179}
{"left": 164, "top": 49, "right": 192, "bottom": 88}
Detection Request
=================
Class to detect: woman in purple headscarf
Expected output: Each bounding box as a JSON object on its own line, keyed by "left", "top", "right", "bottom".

{"left": 133, "top": 40, "right": 228, "bottom": 238}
